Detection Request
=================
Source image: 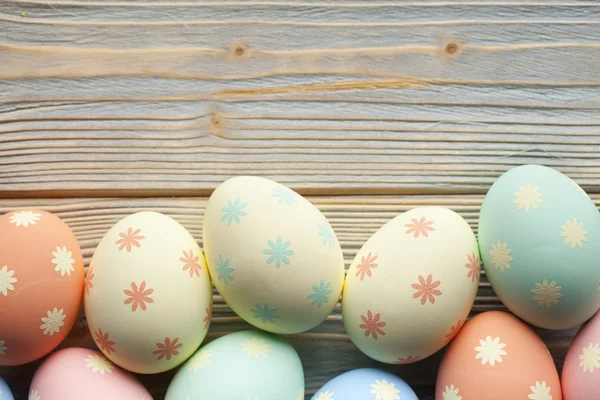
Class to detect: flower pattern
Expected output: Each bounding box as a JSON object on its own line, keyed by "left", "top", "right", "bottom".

{"left": 40, "top": 308, "right": 65, "bottom": 336}
{"left": 221, "top": 197, "right": 248, "bottom": 226}
{"left": 51, "top": 246, "right": 75, "bottom": 277}
{"left": 490, "top": 241, "right": 513, "bottom": 272}
{"left": 370, "top": 379, "right": 400, "bottom": 400}
{"left": 84, "top": 354, "right": 115, "bottom": 374}
{"left": 241, "top": 337, "right": 271, "bottom": 359}
{"left": 465, "top": 252, "right": 480, "bottom": 283}
{"left": 412, "top": 274, "right": 442, "bottom": 305}
{"left": 296, "top": 388, "right": 305, "bottom": 400}
{"left": 272, "top": 186, "right": 298, "bottom": 205}
{"left": 308, "top": 280, "right": 332, "bottom": 308}
{"left": 528, "top": 381, "right": 552, "bottom": 400}
{"left": 153, "top": 337, "right": 183, "bottom": 361}
{"left": 123, "top": 281, "right": 154, "bottom": 312}
{"left": 0, "top": 265, "right": 17, "bottom": 297}
{"left": 394, "top": 355, "right": 421, "bottom": 364}
{"left": 84, "top": 266, "right": 94, "bottom": 296}
{"left": 188, "top": 349, "right": 212, "bottom": 372}
{"left": 29, "top": 389, "right": 41, "bottom": 400}
{"left": 0, "top": 340, "right": 6, "bottom": 355}
{"left": 444, "top": 320, "right": 464, "bottom": 344}
{"left": 475, "top": 336, "right": 507, "bottom": 366}
{"left": 314, "top": 391, "right": 334, "bottom": 400}
{"left": 180, "top": 249, "right": 203, "bottom": 278}
{"left": 579, "top": 342, "right": 600, "bottom": 373}
{"left": 513, "top": 184, "right": 543, "bottom": 212}
{"left": 9, "top": 211, "right": 41, "bottom": 227}
{"left": 263, "top": 236, "right": 294, "bottom": 268}
{"left": 404, "top": 216, "right": 435, "bottom": 238}
{"left": 318, "top": 223, "right": 335, "bottom": 249}
{"left": 531, "top": 280, "right": 563, "bottom": 307}
{"left": 442, "top": 385, "right": 462, "bottom": 400}
{"left": 252, "top": 303, "right": 280, "bottom": 324}
{"left": 115, "top": 227, "right": 144, "bottom": 252}
{"left": 94, "top": 328, "right": 116, "bottom": 355}
{"left": 204, "top": 307, "right": 212, "bottom": 330}
{"left": 355, "top": 252, "right": 378, "bottom": 281}
{"left": 215, "top": 255, "right": 234, "bottom": 285}
{"left": 561, "top": 218, "right": 588, "bottom": 248}
{"left": 359, "top": 310, "right": 386, "bottom": 340}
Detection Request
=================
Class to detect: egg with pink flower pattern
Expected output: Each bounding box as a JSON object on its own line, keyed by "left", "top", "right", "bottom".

{"left": 85, "top": 212, "right": 212, "bottom": 374}
{"left": 342, "top": 207, "right": 479, "bottom": 364}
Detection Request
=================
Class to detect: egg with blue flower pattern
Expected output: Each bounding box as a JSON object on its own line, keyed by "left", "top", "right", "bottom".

{"left": 311, "top": 368, "right": 418, "bottom": 400}
{"left": 0, "top": 378, "right": 14, "bottom": 400}
{"left": 479, "top": 165, "right": 600, "bottom": 330}
{"left": 203, "top": 176, "right": 345, "bottom": 334}
{"left": 165, "top": 330, "right": 304, "bottom": 400}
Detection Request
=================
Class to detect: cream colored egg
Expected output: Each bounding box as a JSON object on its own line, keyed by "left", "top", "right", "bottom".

{"left": 85, "top": 212, "right": 212, "bottom": 374}
{"left": 203, "top": 176, "right": 345, "bottom": 334}
{"left": 342, "top": 207, "right": 479, "bottom": 364}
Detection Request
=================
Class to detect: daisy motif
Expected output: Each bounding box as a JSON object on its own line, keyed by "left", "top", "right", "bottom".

{"left": 263, "top": 236, "right": 294, "bottom": 268}
{"left": 40, "top": 308, "right": 66, "bottom": 336}
{"left": 9, "top": 211, "right": 41, "bottom": 227}
{"left": 359, "top": 310, "right": 386, "bottom": 340}
{"left": 51, "top": 246, "right": 75, "bottom": 277}
{"left": 272, "top": 186, "right": 298, "bottom": 205}
{"left": 251, "top": 302, "right": 279, "bottom": 324}
{"left": 355, "top": 252, "right": 378, "bottom": 281}
{"left": 513, "top": 184, "right": 543, "bottom": 212}
{"left": 84, "top": 354, "right": 115, "bottom": 374}
{"left": 29, "top": 389, "right": 41, "bottom": 400}
{"left": 180, "top": 249, "right": 203, "bottom": 278}
{"left": 187, "top": 349, "right": 213, "bottom": 372}
{"left": 412, "top": 274, "right": 442, "bottom": 305}
{"left": 475, "top": 336, "right": 507, "bottom": 366}
{"left": 0, "top": 340, "right": 6, "bottom": 355}
{"left": 314, "top": 391, "right": 334, "bottom": 400}
{"left": 394, "top": 355, "right": 421, "bottom": 364}
{"left": 84, "top": 266, "right": 94, "bottom": 295}
{"left": 0, "top": 265, "right": 17, "bottom": 296}
{"left": 241, "top": 337, "right": 271, "bottom": 359}
{"left": 318, "top": 223, "right": 335, "bottom": 249}
{"left": 296, "top": 387, "right": 305, "bottom": 400}
{"left": 204, "top": 306, "right": 212, "bottom": 330}
{"left": 528, "top": 381, "right": 552, "bottom": 400}
{"left": 123, "top": 281, "right": 154, "bottom": 312}
{"left": 370, "top": 379, "right": 400, "bottom": 400}
{"left": 94, "top": 328, "right": 116, "bottom": 355}
{"left": 442, "top": 385, "right": 462, "bottom": 400}
{"left": 490, "top": 241, "right": 513, "bottom": 272}
{"left": 561, "top": 218, "right": 588, "bottom": 248}
{"left": 579, "top": 342, "right": 600, "bottom": 373}
{"left": 465, "top": 252, "right": 480, "bottom": 283}
{"left": 115, "top": 227, "right": 144, "bottom": 252}
{"left": 153, "top": 337, "right": 183, "bottom": 361}
{"left": 221, "top": 197, "right": 248, "bottom": 226}
{"left": 215, "top": 255, "right": 234, "bottom": 285}
{"left": 531, "top": 280, "right": 563, "bottom": 307}
{"left": 308, "top": 280, "right": 332, "bottom": 308}
{"left": 404, "top": 216, "right": 435, "bottom": 238}
{"left": 444, "top": 320, "right": 465, "bottom": 344}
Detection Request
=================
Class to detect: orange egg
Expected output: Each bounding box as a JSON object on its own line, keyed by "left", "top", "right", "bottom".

{"left": 0, "top": 210, "right": 84, "bottom": 366}
{"left": 436, "top": 311, "right": 561, "bottom": 400}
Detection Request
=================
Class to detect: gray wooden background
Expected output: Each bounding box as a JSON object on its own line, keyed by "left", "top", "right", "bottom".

{"left": 1, "top": 0, "right": 600, "bottom": 398}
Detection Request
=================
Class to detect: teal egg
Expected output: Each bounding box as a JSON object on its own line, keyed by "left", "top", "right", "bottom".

{"left": 479, "top": 165, "right": 600, "bottom": 330}
{"left": 165, "top": 330, "right": 304, "bottom": 400}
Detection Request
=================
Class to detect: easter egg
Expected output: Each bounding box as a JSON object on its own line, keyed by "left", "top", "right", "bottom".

{"left": 311, "top": 368, "right": 418, "bottom": 400}
{"left": 479, "top": 165, "right": 600, "bottom": 330}
{"left": 29, "top": 347, "right": 152, "bottom": 399}
{"left": 165, "top": 330, "right": 304, "bottom": 400}
{"left": 203, "top": 176, "right": 345, "bottom": 334}
{"left": 342, "top": 206, "right": 479, "bottom": 364}
{"left": 0, "top": 210, "right": 84, "bottom": 366}
{"left": 436, "top": 311, "right": 561, "bottom": 400}
{"left": 85, "top": 211, "right": 212, "bottom": 374}
{"left": 0, "top": 377, "right": 14, "bottom": 400}
{"left": 562, "top": 310, "right": 600, "bottom": 399}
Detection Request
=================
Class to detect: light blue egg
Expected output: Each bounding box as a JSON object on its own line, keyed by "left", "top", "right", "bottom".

{"left": 166, "top": 330, "right": 304, "bottom": 400}
{"left": 0, "top": 378, "right": 14, "bottom": 400}
{"left": 311, "top": 368, "right": 418, "bottom": 400}
{"left": 479, "top": 164, "right": 600, "bottom": 330}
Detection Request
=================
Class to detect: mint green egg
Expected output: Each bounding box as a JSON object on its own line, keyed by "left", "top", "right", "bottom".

{"left": 479, "top": 165, "right": 600, "bottom": 330}
{"left": 165, "top": 330, "right": 304, "bottom": 400}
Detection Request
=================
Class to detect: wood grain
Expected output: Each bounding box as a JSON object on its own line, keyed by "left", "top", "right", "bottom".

{"left": 0, "top": 195, "right": 594, "bottom": 398}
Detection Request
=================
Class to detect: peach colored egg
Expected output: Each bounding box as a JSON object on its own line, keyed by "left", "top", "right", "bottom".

{"left": 0, "top": 210, "right": 84, "bottom": 366}
{"left": 562, "top": 310, "right": 600, "bottom": 399}
{"left": 436, "top": 311, "right": 561, "bottom": 400}
{"left": 29, "top": 347, "right": 152, "bottom": 400}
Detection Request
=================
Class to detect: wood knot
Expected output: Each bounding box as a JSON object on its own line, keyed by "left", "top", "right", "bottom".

{"left": 445, "top": 42, "right": 459, "bottom": 55}
{"left": 228, "top": 43, "right": 251, "bottom": 61}
{"left": 210, "top": 112, "right": 225, "bottom": 137}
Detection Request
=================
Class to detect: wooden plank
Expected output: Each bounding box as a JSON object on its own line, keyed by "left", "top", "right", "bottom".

{"left": 0, "top": 195, "right": 593, "bottom": 398}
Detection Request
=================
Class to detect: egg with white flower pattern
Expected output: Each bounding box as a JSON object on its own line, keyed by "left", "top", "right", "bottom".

{"left": 342, "top": 206, "right": 479, "bottom": 364}
{"left": 0, "top": 377, "right": 14, "bottom": 400}
{"left": 479, "top": 164, "right": 600, "bottom": 330}
{"left": 85, "top": 212, "right": 212, "bottom": 374}
{"left": 165, "top": 330, "right": 304, "bottom": 400}
{"left": 311, "top": 368, "right": 417, "bottom": 400}
{"left": 29, "top": 347, "right": 152, "bottom": 399}
{"left": 0, "top": 210, "right": 84, "bottom": 366}
{"left": 436, "top": 311, "right": 561, "bottom": 400}
{"left": 203, "top": 176, "right": 345, "bottom": 334}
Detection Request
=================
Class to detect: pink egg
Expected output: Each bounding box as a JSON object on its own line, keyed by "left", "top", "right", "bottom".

{"left": 563, "top": 311, "right": 600, "bottom": 400}
{"left": 29, "top": 348, "right": 152, "bottom": 400}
